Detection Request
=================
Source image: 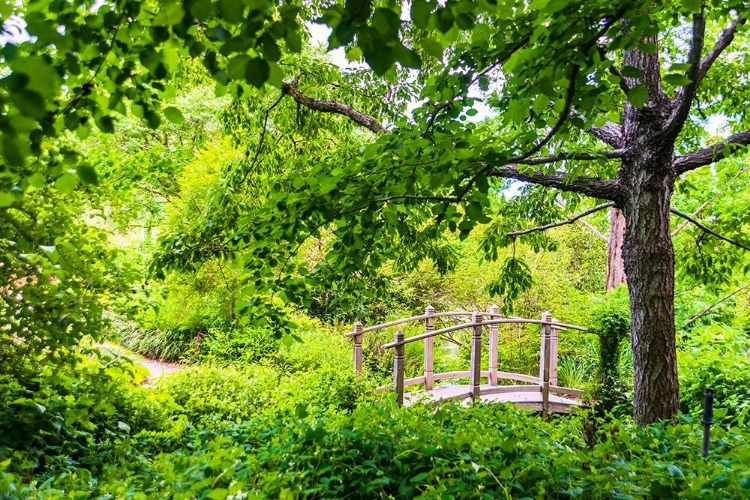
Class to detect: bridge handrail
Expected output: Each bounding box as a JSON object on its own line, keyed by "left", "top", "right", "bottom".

{"left": 380, "top": 318, "right": 587, "bottom": 349}
{"left": 343, "top": 311, "right": 521, "bottom": 337}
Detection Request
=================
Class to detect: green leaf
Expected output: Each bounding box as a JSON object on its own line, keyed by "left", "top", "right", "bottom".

{"left": 411, "top": 0, "right": 433, "bottom": 29}
{"left": 153, "top": 1, "right": 185, "bottom": 26}
{"left": 245, "top": 58, "right": 270, "bottom": 88}
{"left": 77, "top": 163, "right": 99, "bottom": 186}
{"left": 163, "top": 106, "right": 185, "bottom": 125}
{"left": 663, "top": 73, "right": 692, "bottom": 87}
{"left": 11, "top": 90, "right": 46, "bottom": 119}
{"left": 0, "top": 192, "right": 15, "bottom": 207}
{"left": 207, "top": 489, "right": 229, "bottom": 500}
{"left": 55, "top": 172, "right": 78, "bottom": 193}
{"left": 620, "top": 66, "right": 643, "bottom": 78}
{"left": 627, "top": 84, "right": 648, "bottom": 109}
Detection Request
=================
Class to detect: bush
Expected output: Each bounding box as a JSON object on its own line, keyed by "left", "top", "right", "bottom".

{"left": 0, "top": 348, "right": 182, "bottom": 483}
{"left": 679, "top": 324, "right": 750, "bottom": 427}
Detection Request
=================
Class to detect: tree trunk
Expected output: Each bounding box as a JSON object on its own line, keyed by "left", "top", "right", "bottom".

{"left": 605, "top": 207, "right": 627, "bottom": 291}
{"left": 621, "top": 165, "right": 680, "bottom": 424}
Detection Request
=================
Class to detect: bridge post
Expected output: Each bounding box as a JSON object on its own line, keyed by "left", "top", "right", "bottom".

{"left": 393, "top": 329, "right": 405, "bottom": 405}
{"left": 550, "top": 318, "right": 560, "bottom": 386}
{"left": 540, "top": 311, "right": 552, "bottom": 418}
{"left": 353, "top": 321, "right": 364, "bottom": 376}
{"left": 488, "top": 305, "right": 500, "bottom": 386}
{"left": 470, "top": 312, "right": 483, "bottom": 402}
{"left": 424, "top": 305, "right": 435, "bottom": 390}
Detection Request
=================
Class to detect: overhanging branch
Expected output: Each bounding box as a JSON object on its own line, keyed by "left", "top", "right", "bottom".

{"left": 507, "top": 202, "right": 615, "bottom": 238}
{"left": 281, "top": 77, "right": 386, "bottom": 134}
{"left": 696, "top": 15, "right": 746, "bottom": 85}
{"left": 487, "top": 164, "right": 621, "bottom": 200}
{"left": 673, "top": 129, "right": 750, "bottom": 174}
{"left": 670, "top": 208, "right": 750, "bottom": 251}
{"left": 665, "top": 8, "right": 706, "bottom": 140}
{"left": 516, "top": 149, "right": 625, "bottom": 165}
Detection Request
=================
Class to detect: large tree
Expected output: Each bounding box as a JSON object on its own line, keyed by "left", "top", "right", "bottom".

{"left": 2, "top": 0, "right": 749, "bottom": 423}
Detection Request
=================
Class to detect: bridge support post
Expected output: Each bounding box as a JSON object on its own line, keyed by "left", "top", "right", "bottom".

{"left": 353, "top": 321, "right": 364, "bottom": 376}
{"left": 550, "top": 318, "right": 559, "bottom": 386}
{"left": 540, "top": 311, "right": 552, "bottom": 419}
{"left": 393, "top": 329, "right": 405, "bottom": 405}
{"left": 488, "top": 305, "right": 500, "bottom": 386}
{"left": 470, "top": 312, "right": 483, "bottom": 402}
{"left": 424, "top": 306, "right": 435, "bottom": 390}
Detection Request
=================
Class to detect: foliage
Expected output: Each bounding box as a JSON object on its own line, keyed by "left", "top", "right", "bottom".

{"left": 586, "top": 286, "right": 632, "bottom": 413}
{"left": 679, "top": 323, "right": 750, "bottom": 427}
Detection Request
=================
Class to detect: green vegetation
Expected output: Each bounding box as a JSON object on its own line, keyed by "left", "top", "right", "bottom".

{"left": 2, "top": 0, "right": 750, "bottom": 497}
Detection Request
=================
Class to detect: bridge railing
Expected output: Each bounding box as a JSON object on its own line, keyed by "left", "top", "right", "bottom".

{"left": 344, "top": 306, "right": 587, "bottom": 416}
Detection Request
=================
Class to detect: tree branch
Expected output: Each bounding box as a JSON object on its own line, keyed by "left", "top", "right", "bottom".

{"left": 281, "top": 78, "right": 386, "bottom": 134}
{"left": 696, "top": 15, "right": 746, "bottom": 86}
{"left": 682, "top": 283, "right": 750, "bottom": 328}
{"left": 589, "top": 121, "right": 625, "bottom": 148}
{"left": 515, "top": 149, "right": 625, "bottom": 165}
{"left": 487, "top": 164, "right": 621, "bottom": 200}
{"left": 671, "top": 165, "right": 746, "bottom": 237}
{"left": 507, "top": 202, "right": 615, "bottom": 238}
{"left": 665, "top": 8, "right": 706, "bottom": 140}
{"left": 673, "top": 129, "right": 750, "bottom": 174}
{"left": 670, "top": 208, "right": 750, "bottom": 251}
{"left": 556, "top": 200, "right": 609, "bottom": 242}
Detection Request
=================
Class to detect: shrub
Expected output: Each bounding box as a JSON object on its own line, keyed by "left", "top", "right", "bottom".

{"left": 679, "top": 323, "right": 750, "bottom": 427}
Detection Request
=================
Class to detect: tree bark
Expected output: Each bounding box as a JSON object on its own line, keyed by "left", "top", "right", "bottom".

{"left": 618, "top": 36, "right": 680, "bottom": 424}
{"left": 620, "top": 159, "right": 680, "bottom": 424}
{"left": 605, "top": 207, "right": 627, "bottom": 291}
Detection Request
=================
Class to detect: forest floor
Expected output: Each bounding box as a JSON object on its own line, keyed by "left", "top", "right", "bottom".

{"left": 99, "top": 342, "right": 183, "bottom": 385}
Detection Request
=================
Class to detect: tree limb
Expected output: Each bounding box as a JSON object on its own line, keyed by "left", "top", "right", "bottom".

{"left": 556, "top": 200, "right": 609, "bottom": 242}
{"left": 487, "top": 164, "right": 621, "bottom": 200}
{"left": 673, "top": 129, "right": 750, "bottom": 174}
{"left": 515, "top": 149, "right": 625, "bottom": 165}
{"left": 696, "top": 15, "right": 746, "bottom": 86}
{"left": 670, "top": 208, "right": 750, "bottom": 251}
{"left": 281, "top": 78, "right": 386, "bottom": 134}
{"left": 682, "top": 283, "right": 750, "bottom": 328}
{"left": 665, "top": 8, "right": 706, "bottom": 140}
{"left": 589, "top": 121, "right": 625, "bottom": 148}
{"left": 507, "top": 202, "right": 615, "bottom": 238}
{"left": 671, "top": 166, "right": 746, "bottom": 237}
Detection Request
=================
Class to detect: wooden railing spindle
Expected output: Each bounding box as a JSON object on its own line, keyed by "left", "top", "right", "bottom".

{"left": 550, "top": 317, "right": 560, "bottom": 386}
{"left": 540, "top": 311, "right": 552, "bottom": 418}
{"left": 353, "top": 321, "right": 364, "bottom": 376}
{"left": 424, "top": 305, "right": 435, "bottom": 390}
{"left": 393, "top": 329, "right": 405, "bottom": 405}
{"left": 488, "top": 305, "right": 500, "bottom": 386}
{"left": 470, "top": 312, "right": 483, "bottom": 402}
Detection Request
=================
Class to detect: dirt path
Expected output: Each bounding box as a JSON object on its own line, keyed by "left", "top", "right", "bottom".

{"left": 100, "top": 342, "right": 183, "bottom": 384}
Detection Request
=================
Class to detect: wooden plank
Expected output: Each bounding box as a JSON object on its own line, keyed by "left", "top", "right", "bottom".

{"left": 488, "top": 305, "right": 500, "bottom": 385}
{"left": 424, "top": 305, "right": 435, "bottom": 390}
{"left": 353, "top": 321, "right": 363, "bottom": 375}
{"left": 496, "top": 371, "right": 540, "bottom": 384}
{"left": 550, "top": 318, "right": 559, "bottom": 386}
{"left": 480, "top": 385, "right": 540, "bottom": 396}
{"left": 540, "top": 311, "right": 552, "bottom": 419}
{"left": 404, "top": 376, "right": 426, "bottom": 388}
{"left": 470, "top": 312, "right": 482, "bottom": 401}
{"left": 550, "top": 386, "right": 585, "bottom": 397}
{"left": 381, "top": 318, "right": 587, "bottom": 349}
{"left": 393, "top": 330, "right": 405, "bottom": 405}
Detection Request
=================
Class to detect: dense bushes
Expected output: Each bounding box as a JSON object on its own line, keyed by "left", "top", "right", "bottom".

{"left": 678, "top": 323, "right": 750, "bottom": 427}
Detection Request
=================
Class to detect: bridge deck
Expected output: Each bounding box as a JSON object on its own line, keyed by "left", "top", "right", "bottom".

{"left": 404, "top": 384, "right": 581, "bottom": 414}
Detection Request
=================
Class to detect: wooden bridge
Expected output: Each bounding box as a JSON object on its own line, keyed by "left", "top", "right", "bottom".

{"left": 345, "top": 306, "right": 588, "bottom": 416}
